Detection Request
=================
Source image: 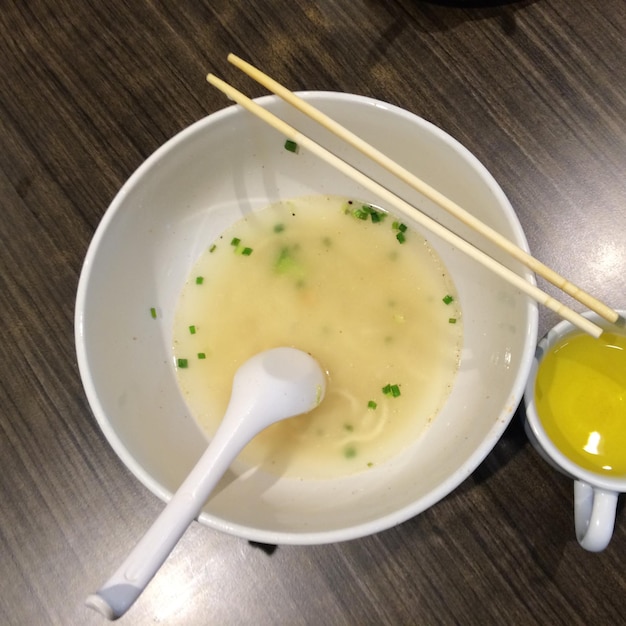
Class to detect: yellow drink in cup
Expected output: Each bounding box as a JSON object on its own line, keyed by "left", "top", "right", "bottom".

{"left": 534, "top": 331, "right": 626, "bottom": 476}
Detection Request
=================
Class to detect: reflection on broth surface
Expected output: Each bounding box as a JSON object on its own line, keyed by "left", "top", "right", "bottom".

{"left": 173, "top": 195, "right": 462, "bottom": 479}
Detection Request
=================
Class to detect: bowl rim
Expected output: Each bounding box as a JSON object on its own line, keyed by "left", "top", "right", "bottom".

{"left": 75, "top": 91, "right": 539, "bottom": 544}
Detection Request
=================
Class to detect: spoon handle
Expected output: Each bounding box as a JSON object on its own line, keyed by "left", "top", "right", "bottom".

{"left": 86, "top": 348, "right": 325, "bottom": 620}
{"left": 85, "top": 421, "right": 253, "bottom": 620}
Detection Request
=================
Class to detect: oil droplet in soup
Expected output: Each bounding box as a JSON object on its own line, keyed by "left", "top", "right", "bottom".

{"left": 172, "top": 195, "right": 462, "bottom": 480}
{"left": 534, "top": 331, "right": 626, "bottom": 475}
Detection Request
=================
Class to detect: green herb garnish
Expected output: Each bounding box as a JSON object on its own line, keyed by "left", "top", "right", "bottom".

{"left": 449, "top": 318, "right": 457, "bottom": 324}
{"left": 347, "top": 203, "right": 386, "bottom": 223}
{"left": 177, "top": 358, "right": 188, "bottom": 369}
{"left": 196, "top": 276, "right": 204, "bottom": 285}
{"left": 189, "top": 325, "right": 196, "bottom": 334}
{"left": 197, "top": 352, "right": 206, "bottom": 359}
{"left": 274, "top": 245, "right": 304, "bottom": 280}
{"left": 443, "top": 294, "right": 454, "bottom": 305}
{"left": 382, "top": 383, "right": 401, "bottom": 398}
{"left": 230, "top": 237, "right": 253, "bottom": 256}
{"left": 284, "top": 139, "right": 298, "bottom": 153}
{"left": 150, "top": 307, "right": 157, "bottom": 319}
{"left": 367, "top": 400, "right": 377, "bottom": 410}
{"left": 391, "top": 220, "right": 408, "bottom": 243}
{"left": 344, "top": 445, "right": 357, "bottom": 459}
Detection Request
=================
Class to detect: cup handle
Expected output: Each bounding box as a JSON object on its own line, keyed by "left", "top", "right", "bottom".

{"left": 574, "top": 480, "right": 618, "bottom": 552}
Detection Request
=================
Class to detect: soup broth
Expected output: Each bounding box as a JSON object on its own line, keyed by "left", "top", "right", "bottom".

{"left": 535, "top": 331, "right": 626, "bottom": 475}
{"left": 173, "top": 195, "right": 462, "bottom": 480}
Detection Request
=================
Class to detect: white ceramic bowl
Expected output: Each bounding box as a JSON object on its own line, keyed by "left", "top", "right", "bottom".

{"left": 75, "top": 92, "right": 537, "bottom": 545}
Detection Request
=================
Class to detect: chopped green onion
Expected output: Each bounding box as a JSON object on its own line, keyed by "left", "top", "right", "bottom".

{"left": 367, "top": 400, "right": 377, "bottom": 410}
{"left": 383, "top": 383, "right": 401, "bottom": 397}
{"left": 189, "top": 325, "right": 196, "bottom": 334}
{"left": 197, "top": 352, "right": 206, "bottom": 359}
{"left": 274, "top": 245, "right": 304, "bottom": 280}
{"left": 177, "top": 358, "right": 188, "bottom": 369}
{"left": 344, "top": 445, "right": 357, "bottom": 459}
{"left": 284, "top": 139, "right": 298, "bottom": 153}
{"left": 273, "top": 223, "right": 285, "bottom": 233}
{"left": 230, "top": 237, "right": 253, "bottom": 256}
{"left": 195, "top": 276, "right": 204, "bottom": 285}
{"left": 150, "top": 307, "right": 157, "bottom": 319}
{"left": 367, "top": 461, "right": 374, "bottom": 468}
{"left": 209, "top": 244, "right": 216, "bottom": 253}
{"left": 371, "top": 209, "right": 386, "bottom": 222}
{"left": 443, "top": 294, "right": 454, "bottom": 305}
{"left": 348, "top": 203, "right": 386, "bottom": 223}
{"left": 449, "top": 318, "right": 457, "bottom": 324}
{"left": 391, "top": 220, "right": 408, "bottom": 243}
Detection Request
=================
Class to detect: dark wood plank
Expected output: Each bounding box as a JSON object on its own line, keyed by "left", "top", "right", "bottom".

{"left": 1, "top": 0, "right": 624, "bottom": 624}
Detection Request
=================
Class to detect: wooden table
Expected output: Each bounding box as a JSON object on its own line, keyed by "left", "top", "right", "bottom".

{"left": 2, "top": 1, "right": 625, "bottom": 624}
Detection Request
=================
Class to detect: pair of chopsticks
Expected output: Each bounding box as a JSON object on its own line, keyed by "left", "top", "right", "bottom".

{"left": 207, "top": 54, "right": 618, "bottom": 338}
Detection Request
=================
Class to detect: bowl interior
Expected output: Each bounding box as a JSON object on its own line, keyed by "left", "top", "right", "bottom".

{"left": 76, "top": 92, "right": 537, "bottom": 544}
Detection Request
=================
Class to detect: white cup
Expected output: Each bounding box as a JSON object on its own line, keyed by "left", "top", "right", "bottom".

{"left": 524, "top": 310, "right": 625, "bottom": 552}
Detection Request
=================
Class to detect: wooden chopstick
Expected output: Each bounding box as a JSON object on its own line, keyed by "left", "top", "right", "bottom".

{"left": 206, "top": 72, "right": 604, "bottom": 338}
{"left": 227, "top": 54, "right": 618, "bottom": 326}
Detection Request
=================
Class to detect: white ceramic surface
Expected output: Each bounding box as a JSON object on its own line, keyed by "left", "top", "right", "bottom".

{"left": 75, "top": 92, "right": 538, "bottom": 545}
{"left": 524, "top": 311, "right": 626, "bottom": 552}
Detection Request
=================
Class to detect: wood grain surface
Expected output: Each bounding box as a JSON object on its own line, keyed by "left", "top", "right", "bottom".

{"left": 1, "top": 1, "right": 625, "bottom": 624}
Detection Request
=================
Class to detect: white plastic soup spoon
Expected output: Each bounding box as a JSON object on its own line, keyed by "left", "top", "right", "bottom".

{"left": 86, "top": 347, "right": 326, "bottom": 620}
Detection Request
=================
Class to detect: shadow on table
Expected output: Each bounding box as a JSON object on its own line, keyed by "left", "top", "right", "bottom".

{"left": 366, "top": 0, "right": 539, "bottom": 43}
{"left": 357, "top": 0, "right": 540, "bottom": 81}
{"left": 471, "top": 403, "right": 528, "bottom": 486}
{"left": 419, "top": 0, "right": 529, "bottom": 7}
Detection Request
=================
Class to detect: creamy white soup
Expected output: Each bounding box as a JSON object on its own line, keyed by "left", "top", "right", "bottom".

{"left": 172, "top": 195, "right": 462, "bottom": 480}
